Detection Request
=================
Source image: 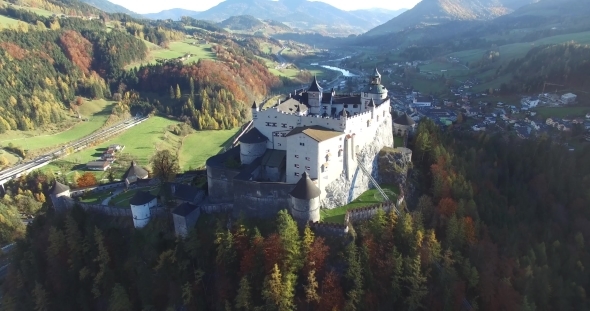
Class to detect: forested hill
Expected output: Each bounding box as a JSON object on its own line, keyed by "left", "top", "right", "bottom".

{"left": 0, "top": 13, "right": 147, "bottom": 132}
{"left": 2, "top": 120, "right": 589, "bottom": 310}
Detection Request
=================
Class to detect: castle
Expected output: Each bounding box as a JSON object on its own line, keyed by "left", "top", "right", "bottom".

{"left": 206, "top": 68, "right": 395, "bottom": 222}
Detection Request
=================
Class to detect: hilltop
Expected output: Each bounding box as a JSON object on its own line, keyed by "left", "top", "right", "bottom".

{"left": 193, "top": 0, "right": 401, "bottom": 35}
{"left": 78, "top": 0, "right": 141, "bottom": 17}
{"left": 218, "top": 15, "right": 292, "bottom": 34}
{"left": 365, "top": 0, "right": 535, "bottom": 36}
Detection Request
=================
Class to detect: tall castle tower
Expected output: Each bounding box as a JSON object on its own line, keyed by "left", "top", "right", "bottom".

{"left": 307, "top": 76, "right": 323, "bottom": 115}
{"left": 361, "top": 68, "right": 388, "bottom": 109}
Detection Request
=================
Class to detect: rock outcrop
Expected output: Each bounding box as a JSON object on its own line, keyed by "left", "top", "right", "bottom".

{"left": 378, "top": 147, "right": 412, "bottom": 186}
{"left": 321, "top": 120, "right": 394, "bottom": 209}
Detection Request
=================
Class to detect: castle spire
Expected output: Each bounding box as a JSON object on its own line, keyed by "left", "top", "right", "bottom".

{"left": 251, "top": 100, "right": 258, "bottom": 109}
{"left": 308, "top": 75, "right": 322, "bottom": 93}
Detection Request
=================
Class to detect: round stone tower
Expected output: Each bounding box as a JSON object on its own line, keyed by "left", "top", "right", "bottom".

{"left": 289, "top": 172, "right": 321, "bottom": 223}
{"left": 361, "top": 68, "right": 388, "bottom": 108}
{"left": 238, "top": 128, "right": 268, "bottom": 165}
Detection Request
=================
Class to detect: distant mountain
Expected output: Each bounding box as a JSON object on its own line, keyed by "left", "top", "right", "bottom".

{"left": 350, "top": 8, "right": 408, "bottom": 28}
{"left": 79, "top": 0, "right": 141, "bottom": 17}
{"left": 193, "top": 0, "right": 396, "bottom": 35}
{"left": 143, "top": 8, "right": 202, "bottom": 20}
{"left": 219, "top": 15, "right": 265, "bottom": 31}
{"left": 365, "top": 0, "right": 537, "bottom": 36}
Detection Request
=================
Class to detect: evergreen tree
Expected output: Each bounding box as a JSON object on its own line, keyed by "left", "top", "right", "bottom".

{"left": 108, "top": 284, "right": 132, "bottom": 311}
{"left": 344, "top": 243, "right": 363, "bottom": 311}
{"left": 170, "top": 86, "right": 175, "bottom": 99}
{"left": 175, "top": 84, "right": 182, "bottom": 99}
{"left": 235, "top": 276, "right": 253, "bottom": 311}
{"left": 276, "top": 210, "right": 302, "bottom": 274}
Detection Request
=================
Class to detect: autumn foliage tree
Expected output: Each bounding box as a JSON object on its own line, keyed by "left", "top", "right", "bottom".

{"left": 76, "top": 172, "right": 97, "bottom": 188}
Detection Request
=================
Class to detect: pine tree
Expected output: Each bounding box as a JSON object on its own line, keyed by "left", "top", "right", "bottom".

{"left": 262, "top": 264, "right": 295, "bottom": 311}
{"left": 302, "top": 225, "right": 314, "bottom": 258}
{"left": 108, "top": 284, "right": 132, "bottom": 311}
{"left": 32, "top": 282, "right": 50, "bottom": 311}
{"left": 344, "top": 243, "right": 363, "bottom": 311}
{"left": 189, "top": 77, "right": 195, "bottom": 97}
{"left": 304, "top": 269, "right": 320, "bottom": 309}
{"left": 403, "top": 255, "right": 427, "bottom": 311}
{"left": 92, "top": 228, "right": 111, "bottom": 298}
{"left": 235, "top": 276, "right": 252, "bottom": 311}
{"left": 276, "top": 210, "right": 302, "bottom": 274}
{"left": 175, "top": 84, "right": 182, "bottom": 99}
{"left": 170, "top": 86, "right": 175, "bottom": 99}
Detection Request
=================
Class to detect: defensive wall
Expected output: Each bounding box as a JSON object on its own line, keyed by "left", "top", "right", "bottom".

{"left": 206, "top": 165, "right": 241, "bottom": 203}
{"left": 233, "top": 179, "right": 296, "bottom": 218}
{"left": 70, "top": 182, "right": 125, "bottom": 197}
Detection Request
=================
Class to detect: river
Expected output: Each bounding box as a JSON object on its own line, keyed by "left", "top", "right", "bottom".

{"left": 310, "top": 63, "right": 358, "bottom": 77}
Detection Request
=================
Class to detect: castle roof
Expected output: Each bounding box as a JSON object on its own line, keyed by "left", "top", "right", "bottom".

{"left": 308, "top": 76, "right": 323, "bottom": 93}
{"left": 368, "top": 98, "right": 375, "bottom": 107}
{"left": 394, "top": 113, "right": 416, "bottom": 126}
{"left": 277, "top": 98, "right": 308, "bottom": 114}
{"left": 123, "top": 161, "right": 149, "bottom": 181}
{"left": 363, "top": 83, "right": 387, "bottom": 94}
{"left": 172, "top": 202, "right": 199, "bottom": 217}
{"left": 290, "top": 172, "right": 321, "bottom": 200}
{"left": 286, "top": 125, "right": 343, "bottom": 142}
{"left": 50, "top": 181, "right": 69, "bottom": 195}
{"left": 238, "top": 127, "right": 268, "bottom": 144}
{"left": 129, "top": 190, "right": 156, "bottom": 206}
{"left": 251, "top": 100, "right": 258, "bottom": 108}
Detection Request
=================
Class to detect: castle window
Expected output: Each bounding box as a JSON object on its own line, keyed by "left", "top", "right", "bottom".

{"left": 344, "top": 104, "right": 348, "bottom": 108}
{"left": 272, "top": 123, "right": 277, "bottom": 127}
{"left": 377, "top": 116, "right": 380, "bottom": 122}
{"left": 367, "top": 120, "right": 371, "bottom": 127}
{"left": 265, "top": 122, "right": 272, "bottom": 126}
{"left": 294, "top": 164, "right": 300, "bottom": 168}
{"left": 353, "top": 104, "right": 358, "bottom": 108}
{"left": 289, "top": 126, "right": 294, "bottom": 129}
{"left": 278, "top": 143, "right": 282, "bottom": 146}
{"left": 305, "top": 157, "right": 310, "bottom": 161}
{"left": 294, "top": 172, "right": 300, "bottom": 177}
{"left": 338, "top": 150, "right": 343, "bottom": 157}
{"left": 281, "top": 123, "right": 287, "bottom": 128}
{"left": 295, "top": 155, "right": 299, "bottom": 158}
{"left": 300, "top": 142, "right": 305, "bottom": 146}
{"left": 305, "top": 166, "right": 311, "bottom": 170}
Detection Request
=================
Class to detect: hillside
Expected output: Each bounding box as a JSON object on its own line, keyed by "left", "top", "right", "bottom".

{"left": 219, "top": 15, "right": 264, "bottom": 31}
{"left": 143, "top": 8, "right": 201, "bottom": 20}
{"left": 193, "top": 0, "right": 394, "bottom": 35}
{"left": 78, "top": 0, "right": 141, "bottom": 17}
{"left": 350, "top": 8, "right": 408, "bottom": 28}
{"left": 365, "top": 0, "right": 535, "bottom": 36}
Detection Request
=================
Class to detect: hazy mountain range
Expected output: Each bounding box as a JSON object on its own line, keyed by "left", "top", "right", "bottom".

{"left": 366, "top": 0, "right": 538, "bottom": 35}
{"left": 143, "top": 0, "right": 407, "bottom": 34}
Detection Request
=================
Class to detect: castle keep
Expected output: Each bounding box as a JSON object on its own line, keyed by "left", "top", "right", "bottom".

{"left": 206, "top": 69, "right": 394, "bottom": 222}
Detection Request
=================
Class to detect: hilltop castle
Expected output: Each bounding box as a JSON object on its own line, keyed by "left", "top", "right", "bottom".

{"left": 206, "top": 69, "right": 394, "bottom": 222}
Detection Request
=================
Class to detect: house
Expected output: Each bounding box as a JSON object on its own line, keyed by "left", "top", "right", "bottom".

{"left": 561, "top": 93, "right": 577, "bottom": 105}
{"left": 86, "top": 161, "right": 111, "bottom": 171}
{"left": 172, "top": 203, "right": 201, "bottom": 237}
{"left": 412, "top": 96, "right": 432, "bottom": 107}
{"left": 123, "top": 161, "right": 149, "bottom": 187}
{"left": 521, "top": 97, "right": 540, "bottom": 108}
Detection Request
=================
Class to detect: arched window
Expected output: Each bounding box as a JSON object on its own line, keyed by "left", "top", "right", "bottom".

{"left": 366, "top": 120, "right": 371, "bottom": 127}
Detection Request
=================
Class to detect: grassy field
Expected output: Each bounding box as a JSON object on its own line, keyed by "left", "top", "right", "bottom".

{"left": 79, "top": 191, "right": 113, "bottom": 204}
{"left": 0, "top": 99, "right": 115, "bottom": 152}
{"left": 64, "top": 116, "right": 182, "bottom": 168}
{"left": 0, "top": 1, "right": 55, "bottom": 17}
{"left": 534, "top": 106, "right": 590, "bottom": 119}
{"left": 0, "top": 149, "right": 19, "bottom": 167}
{"left": 0, "top": 15, "right": 20, "bottom": 29}
{"left": 179, "top": 129, "right": 239, "bottom": 170}
{"left": 321, "top": 185, "right": 398, "bottom": 224}
{"left": 110, "top": 186, "right": 159, "bottom": 208}
{"left": 127, "top": 40, "right": 216, "bottom": 69}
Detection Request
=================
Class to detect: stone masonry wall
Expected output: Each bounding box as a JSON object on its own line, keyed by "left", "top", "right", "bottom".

{"left": 321, "top": 119, "right": 394, "bottom": 208}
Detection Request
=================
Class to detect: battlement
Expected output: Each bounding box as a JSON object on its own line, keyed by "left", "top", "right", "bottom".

{"left": 308, "top": 221, "right": 349, "bottom": 236}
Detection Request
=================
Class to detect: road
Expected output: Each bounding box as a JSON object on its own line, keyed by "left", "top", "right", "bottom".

{"left": 275, "top": 48, "right": 288, "bottom": 69}
{"left": 0, "top": 116, "right": 148, "bottom": 187}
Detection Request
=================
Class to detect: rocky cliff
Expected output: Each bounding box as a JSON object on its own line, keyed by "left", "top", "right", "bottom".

{"left": 321, "top": 120, "right": 394, "bottom": 209}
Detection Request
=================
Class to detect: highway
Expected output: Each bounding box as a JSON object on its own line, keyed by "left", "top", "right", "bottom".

{"left": 0, "top": 116, "right": 148, "bottom": 186}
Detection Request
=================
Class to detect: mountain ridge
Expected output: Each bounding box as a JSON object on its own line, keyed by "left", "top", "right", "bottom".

{"left": 143, "top": 8, "right": 202, "bottom": 20}
{"left": 365, "top": 0, "right": 537, "bottom": 36}
{"left": 78, "top": 0, "right": 141, "bottom": 17}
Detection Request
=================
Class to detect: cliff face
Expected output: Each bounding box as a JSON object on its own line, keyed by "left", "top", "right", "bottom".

{"left": 321, "top": 119, "right": 394, "bottom": 209}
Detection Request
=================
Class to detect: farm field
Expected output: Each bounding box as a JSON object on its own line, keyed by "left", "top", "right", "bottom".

{"left": 0, "top": 99, "right": 115, "bottom": 152}
{"left": 0, "top": 15, "right": 20, "bottom": 29}
{"left": 321, "top": 185, "right": 398, "bottom": 224}
{"left": 179, "top": 128, "right": 239, "bottom": 170}
{"left": 126, "top": 40, "right": 216, "bottom": 69}
{"left": 0, "top": 1, "right": 55, "bottom": 17}
{"left": 534, "top": 106, "right": 590, "bottom": 119}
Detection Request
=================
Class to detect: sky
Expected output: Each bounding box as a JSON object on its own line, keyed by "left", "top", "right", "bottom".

{"left": 109, "top": 0, "right": 421, "bottom": 14}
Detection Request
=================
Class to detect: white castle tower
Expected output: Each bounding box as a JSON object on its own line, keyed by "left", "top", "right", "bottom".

{"left": 307, "top": 76, "right": 323, "bottom": 114}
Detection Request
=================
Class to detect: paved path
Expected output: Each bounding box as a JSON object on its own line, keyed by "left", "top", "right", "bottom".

{"left": 102, "top": 188, "right": 124, "bottom": 205}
